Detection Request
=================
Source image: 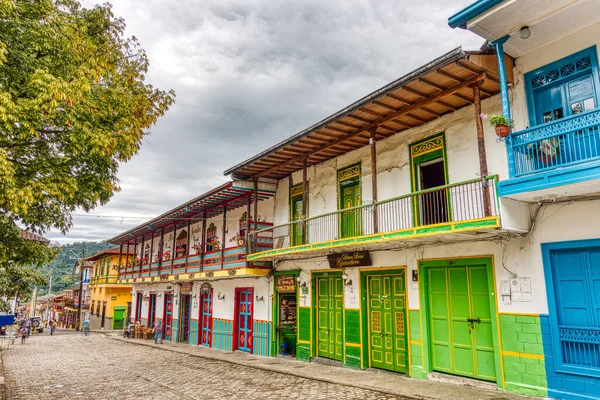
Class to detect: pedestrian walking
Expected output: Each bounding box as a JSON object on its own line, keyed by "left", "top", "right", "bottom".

{"left": 83, "top": 318, "right": 90, "bottom": 336}
{"left": 19, "top": 325, "right": 27, "bottom": 344}
{"left": 125, "top": 322, "right": 134, "bottom": 338}
{"left": 153, "top": 319, "right": 163, "bottom": 344}
{"left": 25, "top": 318, "right": 31, "bottom": 338}
{"left": 49, "top": 320, "right": 56, "bottom": 336}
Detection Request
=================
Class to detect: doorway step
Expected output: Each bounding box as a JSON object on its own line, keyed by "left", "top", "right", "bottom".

{"left": 312, "top": 356, "right": 343, "bottom": 368}
{"left": 428, "top": 372, "right": 496, "bottom": 390}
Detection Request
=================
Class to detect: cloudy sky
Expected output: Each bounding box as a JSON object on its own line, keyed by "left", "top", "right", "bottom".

{"left": 50, "top": 0, "right": 482, "bottom": 244}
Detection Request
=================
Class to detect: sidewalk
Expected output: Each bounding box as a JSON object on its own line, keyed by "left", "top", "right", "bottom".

{"left": 107, "top": 333, "right": 529, "bottom": 400}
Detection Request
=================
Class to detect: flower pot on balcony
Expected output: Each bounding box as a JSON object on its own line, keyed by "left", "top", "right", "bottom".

{"left": 214, "top": 244, "right": 220, "bottom": 251}
{"left": 538, "top": 152, "right": 555, "bottom": 165}
{"left": 495, "top": 124, "right": 511, "bottom": 137}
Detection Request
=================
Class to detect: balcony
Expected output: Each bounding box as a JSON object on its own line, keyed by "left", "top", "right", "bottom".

{"left": 500, "top": 109, "right": 600, "bottom": 200}
{"left": 118, "top": 230, "right": 273, "bottom": 283}
{"left": 248, "top": 176, "right": 500, "bottom": 261}
{"left": 89, "top": 276, "right": 120, "bottom": 286}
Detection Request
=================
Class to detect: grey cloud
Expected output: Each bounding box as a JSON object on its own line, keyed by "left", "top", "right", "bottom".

{"left": 54, "top": 0, "right": 480, "bottom": 243}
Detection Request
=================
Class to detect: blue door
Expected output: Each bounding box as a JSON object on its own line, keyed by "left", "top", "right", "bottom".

{"left": 550, "top": 245, "right": 600, "bottom": 369}
{"left": 236, "top": 288, "right": 254, "bottom": 353}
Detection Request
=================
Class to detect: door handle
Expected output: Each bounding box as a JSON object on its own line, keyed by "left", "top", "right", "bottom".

{"left": 467, "top": 318, "right": 481, "bottom": 324}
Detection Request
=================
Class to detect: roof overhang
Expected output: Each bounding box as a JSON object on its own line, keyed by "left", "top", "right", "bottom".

{"left": 450, "top": 0, "right": 598, "bottom": 58}
{"left": 109, "top": 180, "right": 276, "bottom": 244}
{"left": 224, "top": 47, "right": 511, "bottom": 181}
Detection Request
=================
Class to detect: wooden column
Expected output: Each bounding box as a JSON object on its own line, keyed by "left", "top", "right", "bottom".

{"left": 252, "top": 178, "right": 259, "bottom": 253}
{"left": 140, "top": 235, "right": 145, "bottom": 274}
{"left": 221, "top": 204, "right": 227, "bottom": 270}
{"left": 472, "top": 82, "right": 492, "bottom": 217}
{"left": 185, "top": 219, "right": 191, "bottom": 272}
{"left": 149, "top": 232, "right": 155, "bottom": 270}
{"left": 301, "top": 158, "right": 308, "bottom": 245}
{"left": 158, "top": 228, "right": 164, "bottom": 270}
{"left": 171, "top": 225, "right": 176, "bottom": 275}
{"left": 245, "top": 195, "right": 252, "bottom": 267}
{"left": 200, "top": 211, "right": 207, "bottom": 271}
{"left": 370, "top": 128, "right": 379, "bottom": 233}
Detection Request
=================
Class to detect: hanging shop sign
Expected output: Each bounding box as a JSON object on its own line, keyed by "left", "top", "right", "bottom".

{"left": 279, "top": 295, "right": 297, "bottom": 325}
{"left": 180, "top": 283, "right": 192, "bottom": 295}
{"left": 276, "top": 275, "right": 296, "bottom": 293}
{"left": 327, "top": 251, "right": 372, "bottom": 268}
{"left": 200, "top": 282, "right": 212, "bottom": 295}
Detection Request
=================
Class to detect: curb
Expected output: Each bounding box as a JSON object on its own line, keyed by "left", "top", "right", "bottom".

{"left": 106, "top": 335, "right": 438, "bottom": 400}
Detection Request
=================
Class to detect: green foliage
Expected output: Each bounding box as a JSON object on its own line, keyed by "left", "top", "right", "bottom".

{"left": 486, "top": 114, "right": 514, "bottom": 128}
{"left": 0, "top": 1, "right": 174, "bottom": 282}
{"left": 43, "top": 241, "right": 113, "bottom": 293}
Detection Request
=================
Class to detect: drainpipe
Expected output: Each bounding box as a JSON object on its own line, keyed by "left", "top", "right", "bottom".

{"left": 491, "top": 35, "right": 516, "bottom": 177}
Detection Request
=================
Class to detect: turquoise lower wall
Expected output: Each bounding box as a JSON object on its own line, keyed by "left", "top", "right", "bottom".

{"left": 189, "top": 319, "right": 199, "bottom": 346}
{"left": 252, "top": 321, "right": 271, "bottom": 356}
{"left": 212, "top": 319, "right": 233, "bottom": 351}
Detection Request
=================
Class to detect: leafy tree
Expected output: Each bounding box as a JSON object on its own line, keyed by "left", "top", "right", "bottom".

{"left": 0, "top": 1, "right": 175, "bottom": 285}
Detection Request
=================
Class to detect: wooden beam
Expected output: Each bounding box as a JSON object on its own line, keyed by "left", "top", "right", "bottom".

{"left": 253, "top": 74, "right": 485, "bottom": 178}
{"left": 386, "top": 93, "right": 411, "bottom": 105}
{"left": 301, "top": 158, "right": 307, "bottom": 245}
{"left": 220, "top": 204, "right": 226, "bottom": 270}
{"left": 453, "top": 92, "right": 473, "bottom": 104}
{"left": 401, "top": 86, "right": 430, "bottom": 98}
{"left": 373, "top": 101, "right": 399, "bottom": 111}
{"left": 252, "top": 179, "right": 258, "bottom": 252}
{"left": 419, "top": 78, "right": 447, "bottom": 91}
{"left": 359, "top": 107, "right": 386, "bottom": 118}
{"left": 436, "top": 68, "right": 462, "bottom": 82}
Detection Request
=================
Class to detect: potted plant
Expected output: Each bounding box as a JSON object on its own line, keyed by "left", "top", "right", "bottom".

{"left": 213, "top": 239, "right": 220, "bottom": 251}
{"left": 191, "top": 243, "right": 202, "bottom": 254}
{"left": 229, "top": 232, "right": 246, "bottom": 247}
{"left": 529, "top": 137, "right": 560, "bottom": 165}
{"left": 162, "top": 250, "right": 171, "bottom": 261}
{"left": 484, "top": 114, "right": 514, "bottom": 137}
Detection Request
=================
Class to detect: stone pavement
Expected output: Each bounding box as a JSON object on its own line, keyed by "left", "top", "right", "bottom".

{"left": 109, "top": 333, "right": 526, "bottom": 400}
{"left": 0, "top": 331, "right": 529, "bottom": 400}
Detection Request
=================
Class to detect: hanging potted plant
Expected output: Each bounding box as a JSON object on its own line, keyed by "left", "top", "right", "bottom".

{"left": 484, "top": 114, "right": 514, "bottom": 138}
{"left": 213, "top": 239, "right": 221, "bottom": 251}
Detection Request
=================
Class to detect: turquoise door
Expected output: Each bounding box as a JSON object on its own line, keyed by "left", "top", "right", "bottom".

{"left": 164, "top": 294, "right": 173, "bottom": 341}
{"left": 550, "top": 246, "right": 600, "bottom": 368}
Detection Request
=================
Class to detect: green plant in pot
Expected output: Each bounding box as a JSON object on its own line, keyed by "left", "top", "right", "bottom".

{"left": 528, "top": 137, "right": 560, "bottom": 165}
{"left": 484, "top": 114, "right": 514, "bottom": 137}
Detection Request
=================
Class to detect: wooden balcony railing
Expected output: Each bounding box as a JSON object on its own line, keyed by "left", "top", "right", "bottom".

{"left": 248, "top": 176, "right": 499, "bottom": 255}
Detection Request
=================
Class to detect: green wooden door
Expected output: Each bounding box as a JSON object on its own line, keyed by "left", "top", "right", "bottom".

{"left": 113, "top": 308, "right": 125, "bottom": 330}
{"left": 340, "top": 180, "right": 361, "bottom": 238}
{"left": 368, "top": 274, "right": 407, "bottom": 373}
{"left": 317, "top": 275, "right": 343, "bottom": 360}
{"left": 291, "top": 196, "right": 303, "bottom": 246}
{"left": 428, "top": 265, "right": 496, "bottom": 381}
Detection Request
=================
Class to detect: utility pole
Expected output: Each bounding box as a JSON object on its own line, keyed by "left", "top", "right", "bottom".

{"left": 75, "top": 247, "right": 85, "bottom": 332}
{"left": 45, "top": 269, "right": 53, "bottom": 322}
{"left": 31, "top": 286, "right": 38, "bottom": 317}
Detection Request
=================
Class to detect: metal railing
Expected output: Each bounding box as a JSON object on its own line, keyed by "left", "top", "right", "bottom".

{"left": 560, "top": 325, "right": 600, "bottom": 369}
{"left": 248, "top": 176, "right": 499, "bottom": 255}
{"left": 509, "top": 108, "right": 600, "bottom": 177}
{"left": 90, "top": 276, "right": 120, "bottom": 285}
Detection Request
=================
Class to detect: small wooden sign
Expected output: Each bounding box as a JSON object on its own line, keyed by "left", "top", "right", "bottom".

{"left": 327, "top": 251, "right": 372, "bottom": 269}
{"left": 276, "top": 275, "right": 296, "bottom": 293}
{"left": 111, "top": 296, "right": 117, "bottom": 300}
{"left": 180, "top": 283, "right": 192, "bottom": 294}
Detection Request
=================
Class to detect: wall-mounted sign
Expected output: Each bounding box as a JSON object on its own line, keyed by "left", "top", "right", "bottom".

{"left": 149, "top": 291, "right": 157, "bottom": 294}
{"left": 276, "top": 275, "right": 296, "bottom": 293}
{"left": 200, "top": 282, "right": 212, "bottom": 295}
{"left": 279, "top": 295, "right": 297, "bottom": 325}
{"left": 180, "top": 283, "right": 192, "bottom": 295}
{"left": 111, "top": 296, "right": 117, "bottom": 300}
{"left": 327, "top": 251, "right": 372, "bottom": 269}
{"left": 142, "top": 296, "right": 150, "bottom": 301}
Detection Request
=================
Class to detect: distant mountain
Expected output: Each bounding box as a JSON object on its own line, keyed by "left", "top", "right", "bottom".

{"left": 42, "top": 241, "right": 114, "bottom": 294}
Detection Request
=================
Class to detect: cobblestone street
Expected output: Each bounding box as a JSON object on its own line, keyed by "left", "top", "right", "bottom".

{"left": 1, "top": 332, "right": 402, "bottom": 400}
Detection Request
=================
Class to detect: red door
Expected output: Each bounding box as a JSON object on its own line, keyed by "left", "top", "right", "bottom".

{"left": 163, "top": 293, "right": 173, "bottom": 341}
{"left": 234, "top": 288, "right": 254, "bottom": 353}
{"left": 199, "top": 289, "right": 213, "bottom": 346}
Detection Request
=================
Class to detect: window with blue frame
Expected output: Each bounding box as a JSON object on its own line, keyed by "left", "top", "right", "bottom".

{"left": 525, "top": 46, "right": 600, "bottom": 126}
{"left": 542, "top": 239, "right": 600, "bottom": 377}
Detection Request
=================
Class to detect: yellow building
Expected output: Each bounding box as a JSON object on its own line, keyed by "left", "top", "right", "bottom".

{"left": 88, "top": 247, "right": 135, "bottom": 330}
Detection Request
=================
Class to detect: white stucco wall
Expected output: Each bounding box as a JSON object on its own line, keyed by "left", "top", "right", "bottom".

{"left": 271, "top": 95, "right": 507, "bottom": 229}
{"left": 275, "top": 198, "right": 600, "bottom": 316}
{"left": 510, "top": 21, "right": 600, "bottom": 131}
